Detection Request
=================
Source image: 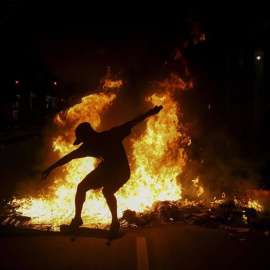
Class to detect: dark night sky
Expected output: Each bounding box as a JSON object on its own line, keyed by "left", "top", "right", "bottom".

{"left": 2, "top": 1, "right": 269, "bottom": 83}
{"left": 1, "top": 1, "right": 270, "bottom": 103}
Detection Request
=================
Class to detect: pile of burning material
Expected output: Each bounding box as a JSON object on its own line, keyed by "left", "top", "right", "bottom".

{"left": 119, "top": 195, "right": 270, "bottom": 233}
{"left": 0, "top": 198, "right": 54, "bottom": 232}
{"left": 4, "top": 73, "right": 190, "bottom": 230}
{"left": 1, "top": 68, "right": 269, "bottom": 235}
{"left": 0, "top": 191, "right": 269, "bottom": 235}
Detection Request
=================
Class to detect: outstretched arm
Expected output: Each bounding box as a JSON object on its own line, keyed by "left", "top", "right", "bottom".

{"left": 126, "top": 105, "right": 163, "bottom": 129}
{"left": 42, "top": 149, "right": 82, "bottom": 180}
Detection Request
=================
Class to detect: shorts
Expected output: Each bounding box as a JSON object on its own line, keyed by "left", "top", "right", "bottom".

{"left": 78, "top": 162, "right": 131, "bottom": 193}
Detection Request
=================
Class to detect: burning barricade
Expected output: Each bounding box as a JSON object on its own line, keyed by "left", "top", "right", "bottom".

{"left": 0, "top": 70, "right": 269, "bottom": 236}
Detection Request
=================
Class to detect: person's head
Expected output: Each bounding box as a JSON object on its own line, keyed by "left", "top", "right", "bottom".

{"left": 73, "top": 122, "right": 95, "bottom": 145}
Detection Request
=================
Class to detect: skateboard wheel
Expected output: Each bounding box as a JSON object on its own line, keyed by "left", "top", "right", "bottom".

{"left": 71, "top": 236, "right": 76, "bottom": 242}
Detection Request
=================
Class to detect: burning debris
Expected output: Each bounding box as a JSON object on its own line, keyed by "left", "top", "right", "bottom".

{"left": 119, "top": 195, "right": 270, "bottom": 234}
{"left": 1, "top": 193, "right": 270, "bottom": 237}
{"left": 0, "top": 57, "right": 269, "bottom": 236}
{"left": 7, "top": 70, "right": 193, "bottom": 229}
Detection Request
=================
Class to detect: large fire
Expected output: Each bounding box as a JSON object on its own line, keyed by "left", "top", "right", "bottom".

{"left": 11, "top": 74, "right": 263, "bottom": 230}
{"left": 12, "top": 74, "right": 192, "bottom": 229}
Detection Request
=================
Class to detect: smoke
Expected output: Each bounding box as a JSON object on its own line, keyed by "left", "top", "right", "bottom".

{"left": 11, "top": 33, "right": 263, "bottom": 206}
{"left": 181, "top": 123, "right": 263, "bottom": 200}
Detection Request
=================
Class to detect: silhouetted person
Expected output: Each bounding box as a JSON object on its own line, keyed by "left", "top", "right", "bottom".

{"left": 42, "top": 105, "right": 163, "bottom": 235}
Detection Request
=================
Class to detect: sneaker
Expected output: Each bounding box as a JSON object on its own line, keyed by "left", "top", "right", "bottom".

{"left": 68, "top": 218, "right": 83, "bottom": 231}
{"left": 109, "top": 220, "right": 120, "bottom": 235}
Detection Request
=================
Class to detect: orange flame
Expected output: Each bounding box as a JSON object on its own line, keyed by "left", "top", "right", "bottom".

{"left": 11, "top": 74, "right": 262, "bottom": 230}
{"left": 12, "top": 75, "right": 192, "bottom": 229}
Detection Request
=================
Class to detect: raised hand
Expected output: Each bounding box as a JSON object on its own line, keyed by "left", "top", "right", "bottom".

{"left": 42, "top": 167, "right": 52, "bottom": 181}
{"left": 149, "top": 105, "right": 163, "bottom": 116}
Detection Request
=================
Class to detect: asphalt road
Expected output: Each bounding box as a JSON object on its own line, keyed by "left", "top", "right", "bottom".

{"left": 1, "top": 135, "right": 270, "bottom": 269}
{"left": 1, "top": 224, "right": 270, "bottom": 270}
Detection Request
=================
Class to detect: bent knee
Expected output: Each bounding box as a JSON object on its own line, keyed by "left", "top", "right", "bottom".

{"left": 125, "top": 170, "right": 131, "bottom": 181}
{"left": 102, "top": 188, "right": 114, "bottom": 198}
{"left": 77, "top": 182, "right": 88, "bottom": 193}
{"left": 120, "top": 168, "right": 130, "bottom": 182}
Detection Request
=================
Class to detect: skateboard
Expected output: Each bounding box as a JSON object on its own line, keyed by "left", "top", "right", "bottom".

{"left": 60, "top": 225, "right": 126, "bottom": 246}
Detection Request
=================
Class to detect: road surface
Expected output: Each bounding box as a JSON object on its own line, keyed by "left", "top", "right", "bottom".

{"left": 1, "top": 224, "right": 270, "bottom": 270}
{"left": 1, "top": 132, "right": 270, "bottom": 269}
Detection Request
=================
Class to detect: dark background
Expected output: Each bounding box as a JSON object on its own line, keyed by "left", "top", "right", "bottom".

{"left": 1, "top": 1, "right": 270, "bottom": 193}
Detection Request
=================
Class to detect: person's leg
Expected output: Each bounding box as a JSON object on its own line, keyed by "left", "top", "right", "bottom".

{"left": 102, "top": 169, "right": 130, "bottom": 233}
{"left": 102, "top": 188, "right": 118, "bottom": 222}
{"left": 73, "top": 182, "right": 87, "bottom": 221}
{"left": 70, "top": 168, "right": 103, "bottom": 227}
{"left": 102, "top": 187, "right": 120, "bottom": 234}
